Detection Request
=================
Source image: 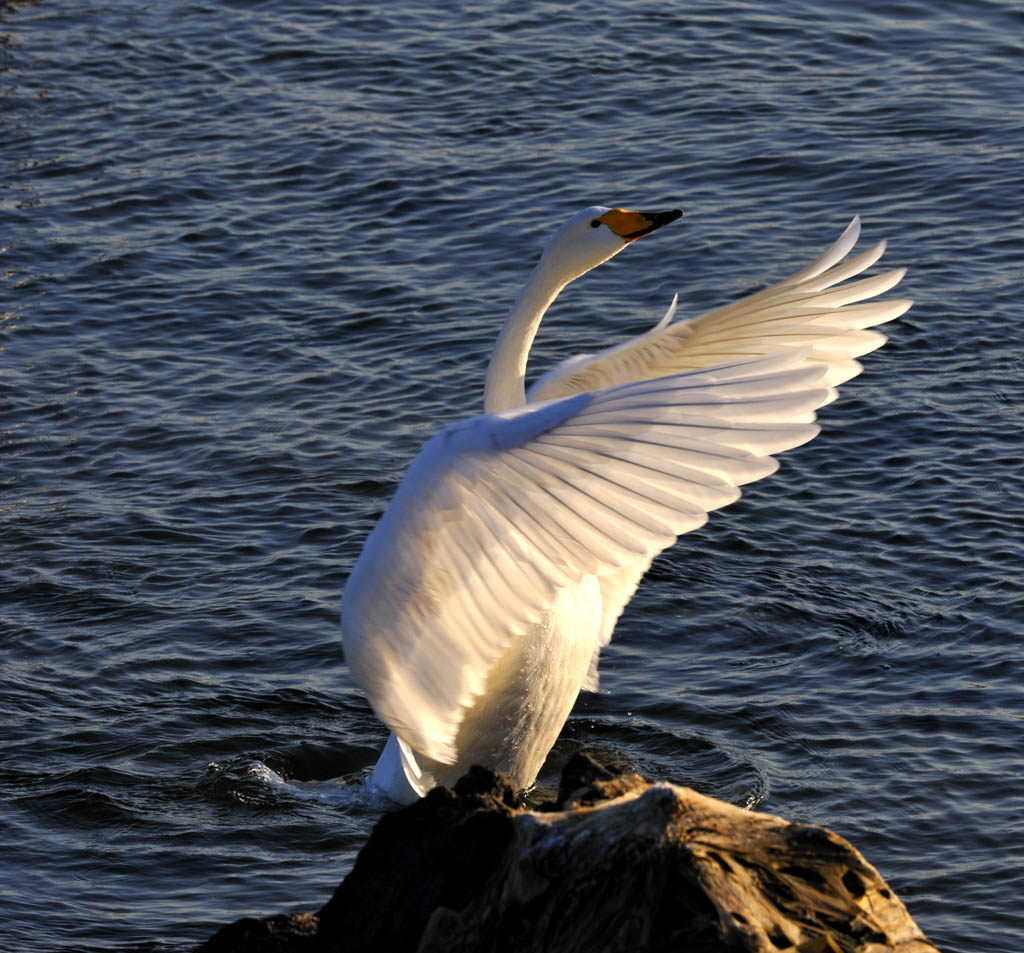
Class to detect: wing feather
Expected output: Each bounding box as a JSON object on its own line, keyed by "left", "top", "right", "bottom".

{"left": 527, "top": 218, "right": 911, "bottom": 403}
{"left": 342, "top": 357, "right": 831, "bottom": 762}
{"left": 531, "top": 438, "right": 744, "bottom": 512}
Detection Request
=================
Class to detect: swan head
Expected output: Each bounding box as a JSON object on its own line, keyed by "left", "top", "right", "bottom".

{"left": 539, "top": 205, "right": 684, "bottom": 286}
{"left": 484, "top": 204, "right": 683, "bottom": 413}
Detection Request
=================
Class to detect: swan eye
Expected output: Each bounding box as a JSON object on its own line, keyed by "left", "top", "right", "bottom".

{"left": 590, "top": 219, "right": 601, "bottom": 228}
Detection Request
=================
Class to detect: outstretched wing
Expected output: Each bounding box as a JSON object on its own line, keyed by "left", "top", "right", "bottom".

{"left": 528, "top": 217, "right": 911, "bottom": 403}
{"left": 341, "top": 353, "right": 832, "bottom": 765}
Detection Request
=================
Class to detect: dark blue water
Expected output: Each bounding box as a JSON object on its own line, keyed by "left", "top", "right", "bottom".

{"left": 3, "top": 1, "right": 1022, "bottom": 950}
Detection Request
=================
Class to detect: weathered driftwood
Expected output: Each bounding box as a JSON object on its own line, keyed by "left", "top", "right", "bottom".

{"left": 199, "top": 754, "right": 939, "bottom": 953}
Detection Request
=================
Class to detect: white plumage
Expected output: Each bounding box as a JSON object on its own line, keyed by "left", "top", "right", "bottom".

{"left": 341, "top": 206, "right": 910, "bottom": 804}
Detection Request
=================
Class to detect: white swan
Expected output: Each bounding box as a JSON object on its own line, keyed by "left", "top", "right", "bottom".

{"left": 342, "top": 206, "right": 910, "bottom": 805}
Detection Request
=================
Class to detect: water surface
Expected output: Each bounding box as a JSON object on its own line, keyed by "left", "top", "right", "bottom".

{"left": 2, "top": 2, "right": 1023, "bottom": 950}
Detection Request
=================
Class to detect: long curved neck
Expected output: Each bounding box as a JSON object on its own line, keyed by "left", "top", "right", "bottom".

{"left": 484, "top": 257, "right": 566, "bottom": 413}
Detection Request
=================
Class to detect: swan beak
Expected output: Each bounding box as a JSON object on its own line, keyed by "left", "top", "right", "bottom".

{"left": 598, "top": 207, "right": 684, "bottom": 243}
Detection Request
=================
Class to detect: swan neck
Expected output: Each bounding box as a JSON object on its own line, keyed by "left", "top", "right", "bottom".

{"left": 484, "top": 260, "right": 565, "bottom": 413}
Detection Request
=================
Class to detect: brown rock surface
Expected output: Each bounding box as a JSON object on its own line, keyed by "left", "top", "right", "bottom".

{"left": 199, "top": 754, "right": 939, "bottom": 953}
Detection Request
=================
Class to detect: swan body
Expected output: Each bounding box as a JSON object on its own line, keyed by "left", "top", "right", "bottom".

{"left": 342, "top": 206, "right": 911, "bottom": 805}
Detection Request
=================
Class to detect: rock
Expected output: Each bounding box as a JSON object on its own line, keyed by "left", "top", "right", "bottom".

{"left": 198, "top": 754, "right": 939, "bottom": 953}
{"left": 200, "top": 913, "right": 319, "bottom": 952}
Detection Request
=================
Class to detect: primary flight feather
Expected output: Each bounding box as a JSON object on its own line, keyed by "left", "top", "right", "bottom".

{"left": 341, "top": 205, "right": 910, "bottom": 804}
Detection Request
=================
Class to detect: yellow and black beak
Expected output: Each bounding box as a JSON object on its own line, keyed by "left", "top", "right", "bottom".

{"left": 596, "top": 207, "right": 684, "bottom": 243}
